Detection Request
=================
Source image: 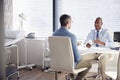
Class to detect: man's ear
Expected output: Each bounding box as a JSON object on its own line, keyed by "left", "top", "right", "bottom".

{"left": 101, "top": 22, "right": 103, "bottom": 25}
{"left": 66, "top": 21, "right": 69, "bottom": 24}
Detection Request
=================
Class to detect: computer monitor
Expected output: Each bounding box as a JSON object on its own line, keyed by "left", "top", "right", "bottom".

{"left": 114, "top": 32, "right": 120, "bottom": 42}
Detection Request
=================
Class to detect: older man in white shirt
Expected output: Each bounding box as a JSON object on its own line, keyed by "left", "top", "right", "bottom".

{"left": 84, "top": 17, "right": 114, "bottom": 79}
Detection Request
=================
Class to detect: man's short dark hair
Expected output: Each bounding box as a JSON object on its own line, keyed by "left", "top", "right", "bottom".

{"left": 96, "top": 17, "right": 103, "bottom": 22}
{"left": 60, "top": 14, "right": 71, "bottom": 26}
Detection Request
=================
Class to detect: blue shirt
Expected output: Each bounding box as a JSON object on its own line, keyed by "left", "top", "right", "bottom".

{"left": 53, "top": 27, "right": 81, "bottom": 65}
{"left": 84, "top": 28, "right": 114, "bottom": 48}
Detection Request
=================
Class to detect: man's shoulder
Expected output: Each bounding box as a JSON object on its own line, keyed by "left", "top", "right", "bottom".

{"left": 53, "top": 28, "right": 76, "bottom": 38}
{"left": 102, "top": 28, "right": 109, "bottom": 33}
{"left": 90, "top": 29, "right": 95, "bottom": 33}
{"left": 67, "top": 31, "right": 76, "bottom": 38}
{"left": 102, "top": 28, "right": 108, "bottom": 30}
{"left": 90, "top": 28, "right": 108, "bottom": 32}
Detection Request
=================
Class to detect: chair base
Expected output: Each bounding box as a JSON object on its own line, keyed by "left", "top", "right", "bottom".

{"left": 84, "top": 75, "right": 102, "bottom": 80}
{"left": 42, "top": 66, "right": 50, "bottom": 72}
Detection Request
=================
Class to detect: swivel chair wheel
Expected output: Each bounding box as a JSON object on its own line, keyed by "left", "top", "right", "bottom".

{"left": 29, "top": 69, "right": 32, "bottom": 71}
{"left": 17, "top": 76, "right": 20, "bottom": 79}
{"left": 42, "top": 69, "right": 45, "bottom": 72}
{"left": 58, "top": 71, "right": 62, "bottom": 73}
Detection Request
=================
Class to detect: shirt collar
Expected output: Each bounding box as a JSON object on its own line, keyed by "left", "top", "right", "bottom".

{"left": 95, "top": 28, "right": 102, "bottom": 32}
{"left": 61, "top": 26, "right": 68, "bottom": 30}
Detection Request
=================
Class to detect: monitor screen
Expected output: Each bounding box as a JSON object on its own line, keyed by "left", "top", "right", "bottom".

{"left": 114, "top": 32, "right": 120, "bottom": 42}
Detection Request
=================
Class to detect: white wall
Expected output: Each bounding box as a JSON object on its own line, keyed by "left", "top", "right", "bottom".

{"left": 61, "top": 0, "right": 120, "bottom": 39}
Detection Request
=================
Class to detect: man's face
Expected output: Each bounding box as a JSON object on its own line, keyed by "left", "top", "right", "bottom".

{"left": 94, "top": 19, "right": 103, "bottom": 30}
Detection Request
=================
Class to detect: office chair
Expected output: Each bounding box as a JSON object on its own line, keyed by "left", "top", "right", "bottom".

{"left": 6, "top": 45, "right": 20, "bottom": 80}
{"left": 48, "top": 36, "right": 87, "bottom": 80}
{"left": 105, "top": 32, "right": 120, "bottom": 80}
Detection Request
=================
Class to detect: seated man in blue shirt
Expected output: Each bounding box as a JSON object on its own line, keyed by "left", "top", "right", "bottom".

{"left": 84, "top": 17, "right": 114, "bottom": 79}
{"left": 53, "top": 14, "right": 92, "bottom": 80}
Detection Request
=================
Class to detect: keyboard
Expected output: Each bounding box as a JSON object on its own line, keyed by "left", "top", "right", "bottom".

{"left": 111, "top": 47, "right": 120, "bottom": 50}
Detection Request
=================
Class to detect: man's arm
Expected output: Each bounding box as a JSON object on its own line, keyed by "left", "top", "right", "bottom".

{"left": 71, "top": 34, "right": 81, "bottom": 63}
{"left": 94, "top": 39, "right": 105, "bottom": 46}
{"left": 84, "top": 31, "right": 93, "bottom": 48}
{"left": 104, "top": 31, "right": 114, "bottom": 48}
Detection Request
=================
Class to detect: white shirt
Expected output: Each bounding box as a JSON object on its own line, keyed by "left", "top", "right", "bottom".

{"left": 84, "top": 28, "right": 114, "bottom": 48}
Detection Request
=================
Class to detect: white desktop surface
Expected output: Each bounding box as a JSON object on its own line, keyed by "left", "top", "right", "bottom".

{"left": 5, "top": 37, "right": 23, "bottom": 46}
{"left": 78, "top": 46, "right": 118, "bottom": 55}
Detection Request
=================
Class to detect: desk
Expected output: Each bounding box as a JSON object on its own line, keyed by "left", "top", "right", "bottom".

{"left": 6, "top": 45, "right": 19, "bottom": 67}
{"left": 78, "top": 46, "right": 119, "bottom": 76}
{"left": 78, "top": 46, "right": 118, "bottom": 62}
{"left": 5, "top": 38, "right": 27, "bottom": 69}
{"left": 5, "top": 37, "right": 23, "bottom": 47}
{"left": 78, "top": 46, "right": 119, "bottom": 62}
{"left": 26, "top": 37, "right": 46, "bottom": 66}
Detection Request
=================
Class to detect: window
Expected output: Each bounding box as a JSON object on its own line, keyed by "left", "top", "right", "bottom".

{"left": 13, "top": 0, "right": 53, "bottom": 37}
{"left": 61, "top": 0, "right": 120, "bottom": 39}
{"left": 13, "top": 0, "right": 120, "bottom": 38}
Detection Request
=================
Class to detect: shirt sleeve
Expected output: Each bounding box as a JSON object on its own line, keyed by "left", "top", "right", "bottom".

{"left": 103, "top": 30, "right": 114, "bottom": 48}
{"left": 70, "top": 34, "right": 81, "bottom": 63}
{"left": 84, "top": 30, "right": 93, "bottom": 45}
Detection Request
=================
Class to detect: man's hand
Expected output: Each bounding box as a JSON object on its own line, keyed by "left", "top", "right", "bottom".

{"left": 86, "top": 43, "right": 91, "bottom": 48}
{"left": 77, "top": 43, "right": 80, "bottom": 46}
{"left": 94, "top": 39, "right": 105, "bottom": 46}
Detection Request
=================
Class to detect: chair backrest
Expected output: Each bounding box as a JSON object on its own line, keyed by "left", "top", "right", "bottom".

{"left": 48, "top": 36, "right": 74, "bottom": 73}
